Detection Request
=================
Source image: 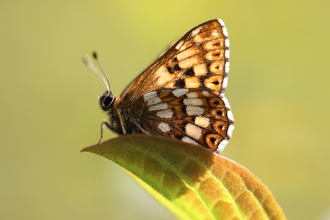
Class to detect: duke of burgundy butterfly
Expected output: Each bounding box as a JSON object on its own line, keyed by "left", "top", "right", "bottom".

{"left": 84, "top": 19, "right": 234, "bottom": 154}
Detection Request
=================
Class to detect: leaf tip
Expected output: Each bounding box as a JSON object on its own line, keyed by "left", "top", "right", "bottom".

{"left": 80, "top": 145, "right": 94, "bottom": 153}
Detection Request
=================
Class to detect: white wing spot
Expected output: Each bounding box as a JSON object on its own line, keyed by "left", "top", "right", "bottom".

{"left": 225, "top": 62, "right": 230, "bottom": 74}
{"left": 158, "top": 122, "right": 171, "bottom": 132}
{"left": 186, "top": 106, "right": 204, "bottom": 116}
{"left": 228, "top": 110, "right": 234, "bottom": 122}
{"left": 228, "top": 124, "right": 234, "bottom": 138}
{"left": 221, "top": 77, "right": 228, "bottom": 94}
{"left": 195, "top": 116, "right": 210, "bottom": 128}
{"left": 192, "top": 26, "right": 202, "bottom": 36}
{"left": 222, "top": 26, "right": 229, "bottom": 37}
{"left": 172, "top": 88, "right": 189, "bottom": 97}
{"left": 184, "top": 98, "right": 203, "bottom": 106}
{"left": 143, "top": 91, "right": 157, "bottom": 102}
{"left": 149, "top": 103, "right": 168, "bottom": 111}
{"left": 225, "top": 50, "right": 230, "bottom": 59}
{"left": 175, "top": 40, "right": 184, "bottom": 50}
{"left": 202, "top": 91, "right": 210, "bottom": 97}
{"left": 217, "top": 19, "right": 225, "bottom": 27}
{"left": 222, "top": 97, "right": 232, "bottom": 113}
{"left": 156, "top": 109, "right": 173, "bottom": 118}
{"left": 147, "top": 97, "right": 161, "bottom": 105}
{"left": 182, "top": 136, "right": 198, "bottom": 145}
{"left": 185, "top": 123, "right": 202, "bottom": 140}
{"left": 217, "top": 139, "right": 229, "bottom": 153}
{"left": 225, "top": 38, "right": 230, "bottom": 47}
{"left": 186, "top": 92, "right": 198, "bottom": 98}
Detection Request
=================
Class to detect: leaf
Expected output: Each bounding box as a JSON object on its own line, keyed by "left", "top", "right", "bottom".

{"left": 81, "top": 135, "right": 287, "bottom": 220}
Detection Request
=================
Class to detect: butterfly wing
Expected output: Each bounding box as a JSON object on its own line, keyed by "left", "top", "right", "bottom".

{"left": 121, "top": 19, "right": 230, "bottom": 103}
{"left": 132, "top": 88, "right": 234, "bottom": 153}
{"left": 122, "top": 19, "right": 233, "bottom": 152}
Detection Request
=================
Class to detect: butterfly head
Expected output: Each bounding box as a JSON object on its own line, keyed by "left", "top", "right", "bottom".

{"left": 99, "top": 92, "right": 123, "bottom": 134}
{"left": 84, "top": 52, "right": 123, "bottom": 134}
{"left": 99, "top": 91, "right": 116, "bottom": 111}
{"left": 84, "top": 52, "right": 115, "bottom": 110}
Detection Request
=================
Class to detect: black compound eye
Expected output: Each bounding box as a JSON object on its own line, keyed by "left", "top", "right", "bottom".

{"left": 99, "top": 93, "right": 115, "bottom": 111}
{"left": 103, "top": 95, "right": 114, "bottom": 107}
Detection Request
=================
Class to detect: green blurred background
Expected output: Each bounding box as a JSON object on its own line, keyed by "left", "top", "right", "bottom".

{"left": 1, "top": 0, "right": 329, "bottom": 219}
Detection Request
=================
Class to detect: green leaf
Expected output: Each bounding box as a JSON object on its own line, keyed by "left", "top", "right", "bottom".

{"left": 81, "top": 135, "right": 287, "bottom": 220}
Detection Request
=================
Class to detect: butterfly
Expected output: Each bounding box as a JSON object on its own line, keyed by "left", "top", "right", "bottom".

{"left": 84, "top": 19, "right": 234, "bottom": 153}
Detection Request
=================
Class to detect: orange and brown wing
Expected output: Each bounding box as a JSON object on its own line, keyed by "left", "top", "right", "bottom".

{"left": 121, "top": 19, "right": 230, "bottom": 103}
{"left": 132, "top": 88, "right": 234, "bottom": 153}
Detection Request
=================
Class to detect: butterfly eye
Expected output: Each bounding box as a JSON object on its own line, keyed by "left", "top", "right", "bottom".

{"left": 99, "top": 93, "right": 115, "bottom": 111}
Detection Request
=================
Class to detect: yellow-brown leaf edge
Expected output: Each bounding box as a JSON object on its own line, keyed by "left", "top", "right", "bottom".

{"left": 82, "top": 135, "right": 287, "bottom": 220}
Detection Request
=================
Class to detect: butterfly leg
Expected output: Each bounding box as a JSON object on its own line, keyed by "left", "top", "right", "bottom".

{"left": 133, "top": 120, "right": 150, "bottom": 135}
{"left": 116, "top": 108, "right": 126, "bottom": 134}
{"left": 97, "top": 119, "right": 111, "bottom": 144}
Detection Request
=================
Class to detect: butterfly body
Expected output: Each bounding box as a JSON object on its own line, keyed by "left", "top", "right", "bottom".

{"left": 93, "top": 19, "right": 234, "bottom": 153}
{"left": 99, "top": 93, "right": 140, "bottom": 135}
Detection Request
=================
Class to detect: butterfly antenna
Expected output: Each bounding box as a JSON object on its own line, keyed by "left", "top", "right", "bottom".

{"left": 92, "top": 52, "right": 112, "bottom": 93}
{"left": 83, "top": 53, "right": 111, "bottom": 92}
